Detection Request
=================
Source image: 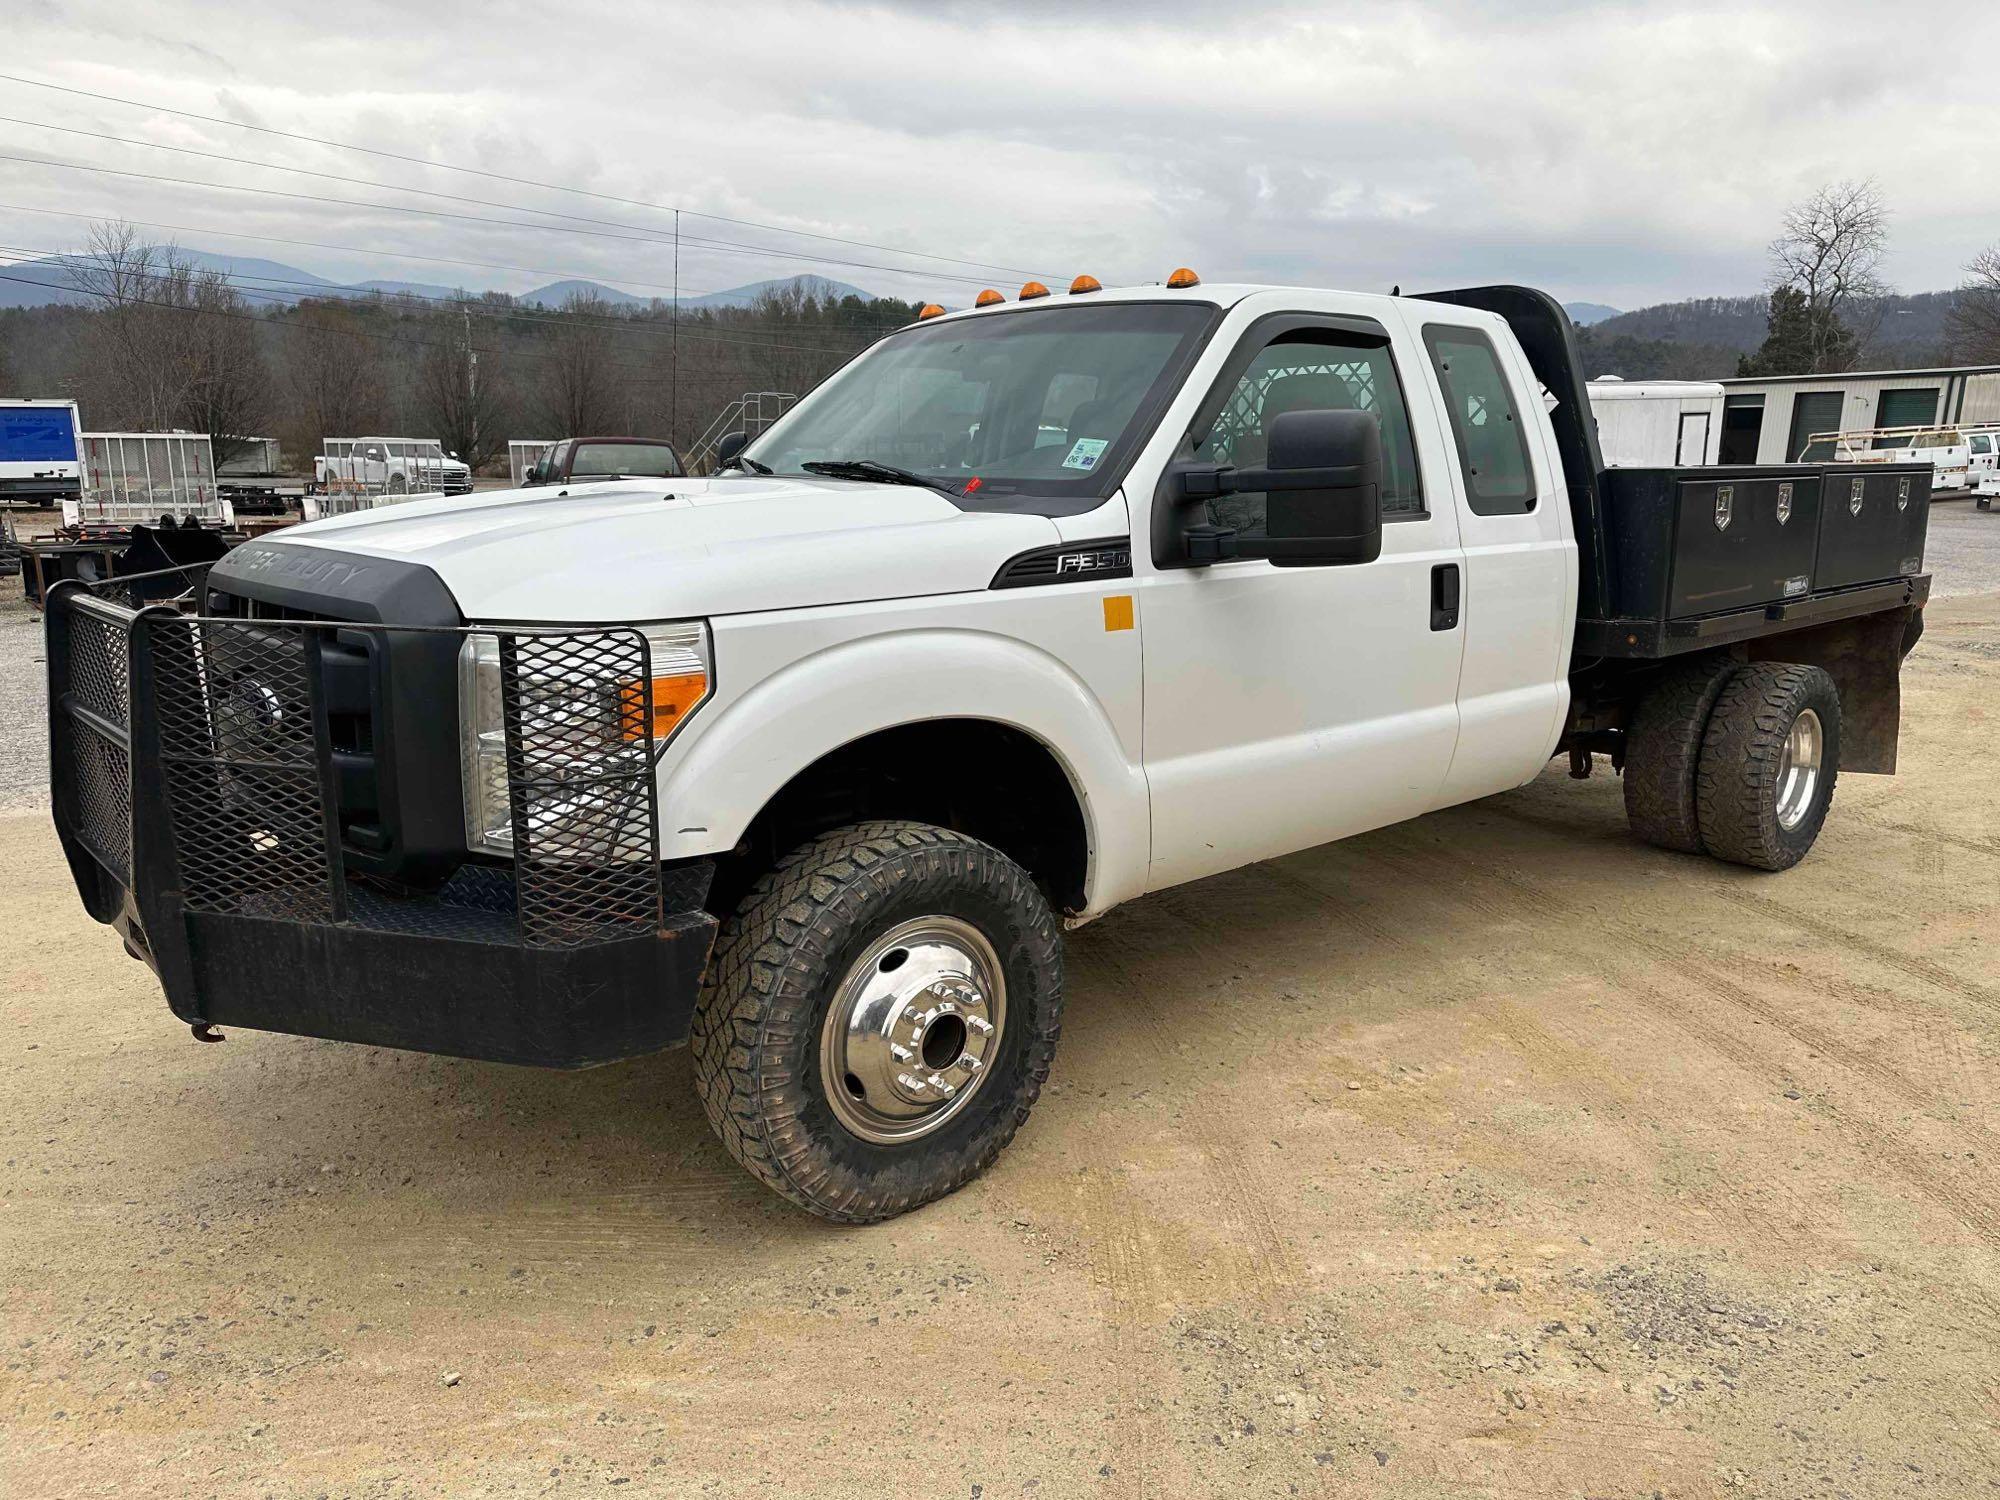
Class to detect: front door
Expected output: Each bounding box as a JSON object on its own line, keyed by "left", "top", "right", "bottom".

{"left": 1139, "top": 315, "right": 1466, "bottom": 892}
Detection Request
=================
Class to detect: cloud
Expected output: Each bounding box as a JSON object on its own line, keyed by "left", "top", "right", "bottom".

{"left": 0, "top": 0, "right": 1992, "bottom": 311}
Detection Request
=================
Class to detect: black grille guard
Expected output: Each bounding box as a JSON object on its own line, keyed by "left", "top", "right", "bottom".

{"left": 46, "top": 564, "right": 716, "bottom": 1067}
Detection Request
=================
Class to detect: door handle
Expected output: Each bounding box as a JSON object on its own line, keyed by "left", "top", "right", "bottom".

{"left": 1431, "top": 563, "right": 1461, "bottom": 631}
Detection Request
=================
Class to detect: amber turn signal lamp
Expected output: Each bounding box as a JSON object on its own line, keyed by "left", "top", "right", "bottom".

{"left": 1019, "top": 281, "right": 1050, "bottom": 300}
{"left": 1166, "top": 267, "right": 1200, "bottom": 289}
{"left": 1069, "top": 275, "right": 1102, "bottom": 294}
{"left": 975, "top": 289, "right": 1004, "bottom": 307}
{"left": 622, "top": 671, "right": 709, "bottom": 742}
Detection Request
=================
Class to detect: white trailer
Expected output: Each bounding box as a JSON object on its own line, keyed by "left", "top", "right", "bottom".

{"left": 1587, "top": 379, "right": 1725, "bottom": 466}
{"left": 1, "top": 397, "right": 84, "bottom": 507}
{"left": 73, "top": 432, "right": 232, "bottom": 529}
{"left": 217, "top": 437, "right": 285, "bottom": 477}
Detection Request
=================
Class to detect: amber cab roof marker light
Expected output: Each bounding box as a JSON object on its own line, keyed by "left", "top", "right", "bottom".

{"left": 1069, "top": 274, "right": 1102, "bottom": 295}
{"left": 1166, "top": 267, "right": 1201, "bottom": 289}
{"left": 917, "top": 303, "right": 947, "bottom": 320}
{"left": 975, "top": 289, "right": 1005, "bottom": 307}
{"left": 1019, "top": 280, "right": 1051, "bottom": 300}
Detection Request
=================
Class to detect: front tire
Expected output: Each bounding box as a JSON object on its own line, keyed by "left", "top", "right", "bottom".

{"left": 1695, "top": 663, "right": 1840, "bottom": 871}
{"left": 691, "top": 821, "right": 1064, "bottom": 1223}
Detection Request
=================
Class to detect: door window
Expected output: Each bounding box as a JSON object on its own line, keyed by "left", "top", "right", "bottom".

{"left": 1192, "top": 331, "right": 1425, "bottom": 537}
{"left": 1422, "top": 326, "right": 1536, "bottom": 515}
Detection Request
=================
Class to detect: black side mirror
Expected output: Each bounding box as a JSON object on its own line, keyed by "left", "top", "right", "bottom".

{"left": 1170, "top": 408, "right": 1384, "bottom": 568}
{"left": 715, "top": 430, "right": 750, "bottom": 469}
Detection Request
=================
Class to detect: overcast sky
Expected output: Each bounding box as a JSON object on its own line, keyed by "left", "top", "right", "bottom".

{"left": 2, "top": 0, "right": 1995, "bottom": 313}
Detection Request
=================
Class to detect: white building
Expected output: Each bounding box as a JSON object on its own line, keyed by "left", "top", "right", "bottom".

{"left": 1716, "top": 365, "right": 2000, "bottom": 464}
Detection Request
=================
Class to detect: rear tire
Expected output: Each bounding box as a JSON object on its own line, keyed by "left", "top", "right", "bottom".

{"left": 691, "top": 821, "right": 1064, "bottom": 1223}
{"left": 1695, "top": 663, "right": 1840, "bottom": 871}
{"left": 1623, "top": 655, "right": 1738, "bottom": 854}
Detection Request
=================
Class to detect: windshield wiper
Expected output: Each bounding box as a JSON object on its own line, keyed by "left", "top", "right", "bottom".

{"left": 733, "top": 455, "right": 772, "bottom": 474}
{"left": 800, "top": 458, "right": 956, "bottom": 495}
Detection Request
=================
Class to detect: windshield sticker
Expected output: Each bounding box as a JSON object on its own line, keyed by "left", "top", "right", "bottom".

{"left": 1063, "top": 437, "right": 1109, "bottom": 471}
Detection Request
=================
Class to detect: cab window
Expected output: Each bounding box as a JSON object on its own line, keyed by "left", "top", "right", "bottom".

{"left": 1422, "top": 325, "right": 1537, "bottom": 515}
{"left": 1192, "top": 330, "right": 1425, "bottom": 538}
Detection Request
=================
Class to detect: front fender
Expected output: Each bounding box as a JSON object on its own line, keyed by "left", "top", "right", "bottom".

{"left": 657, "top": 626, "right": 1149, "bottom": 917}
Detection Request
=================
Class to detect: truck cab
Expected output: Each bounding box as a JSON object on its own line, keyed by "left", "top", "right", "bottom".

{"left": 45, "top": 275, "right": 1929, "bottom": 1224}
{"left": 522, "top": 436, "right": 683, "bottom": 487}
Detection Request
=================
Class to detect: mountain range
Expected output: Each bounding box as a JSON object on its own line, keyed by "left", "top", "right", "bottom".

{"left": 0, "top": 249, "right": 874, "bottom": 312}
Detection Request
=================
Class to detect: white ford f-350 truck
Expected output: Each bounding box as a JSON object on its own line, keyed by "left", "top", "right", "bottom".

{"left": 46, "top": 277, "right": 1931, "bottom": 1222}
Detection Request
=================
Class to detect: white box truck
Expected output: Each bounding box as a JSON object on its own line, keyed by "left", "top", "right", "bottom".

{"left": 1, "top": 397, "right": 84, "bottom": 507}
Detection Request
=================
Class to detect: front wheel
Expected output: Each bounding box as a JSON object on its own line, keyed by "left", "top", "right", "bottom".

{"left": 691, "top": 821, "right": 1064, "bottom": 1223}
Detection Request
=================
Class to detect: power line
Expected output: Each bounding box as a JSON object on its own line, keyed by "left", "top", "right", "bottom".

{"left": 0, "top": 149, "right": 1005, "bottom": 287}
{"left": 0, "top": 226, "right": 920, "bottom": 340}
{"left": 0, "top": 256, "right": 888, "bottom": 361}
{"left": 0, "top": 240, "right": 898, "bottom": 348}
{"left": 0, "top": 71, "right": 1055, "bottom": 280}
{"left": 0, "top": 199, "right": 940, "bottom": 322}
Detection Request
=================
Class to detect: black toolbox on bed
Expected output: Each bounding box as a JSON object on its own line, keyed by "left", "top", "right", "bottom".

{"left": 1814, "top": 464, "right": 1931, "bottom": 590}
{"left": 1580, "top": 462, "right": 1930, "bottom": 658}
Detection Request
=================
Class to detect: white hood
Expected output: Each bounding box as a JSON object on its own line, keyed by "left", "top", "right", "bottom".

{"left": 266, "top": 477, "right": 1061, "bottom": 621}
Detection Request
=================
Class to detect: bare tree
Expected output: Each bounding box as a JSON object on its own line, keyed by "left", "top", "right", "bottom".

{"left": 415, "top": 302, "right": 506, "bottom": 468}
{"left": 1947, "top": 246, "right": 2000, "bottom": 364}
{"left": 540, "top": 292, "right": 622, "bottom": 435}
{"left": 1764, "top": 180, "right": 1891, "bottom": 372}
{"left": 66, "top": 223, "right": 201, "bottom": 429}
{"left": 282, "top": 302, "right": 386, "bottom": 458}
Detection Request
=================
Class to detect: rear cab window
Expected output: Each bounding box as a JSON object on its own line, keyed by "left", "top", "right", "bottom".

{"left": 1192, "top": 328, "right": 1426, "bottom": 539}
{"left": 1421, "top": 325, "right": 1537, "bottom": 516}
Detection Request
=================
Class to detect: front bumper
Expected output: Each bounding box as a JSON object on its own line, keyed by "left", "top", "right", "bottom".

{"left": 46, "top": 573, "right": 716, "bottom": 1068}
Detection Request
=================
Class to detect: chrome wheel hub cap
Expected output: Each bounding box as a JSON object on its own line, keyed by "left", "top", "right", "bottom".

{"left": 1775, "top": 708, "right": 1824, "bottom": 831}
{"left": 819, "top": 916, "right": 1006, "bottom": 1145}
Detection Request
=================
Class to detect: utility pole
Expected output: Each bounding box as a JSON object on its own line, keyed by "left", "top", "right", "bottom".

{"left": 671, "top": 209, "right": 680, "bottom": 449}
{"left": 464, "top": 303, "right": 479, "bottom": 464}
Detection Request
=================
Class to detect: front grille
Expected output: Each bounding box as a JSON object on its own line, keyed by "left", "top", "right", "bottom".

{"left": 47, "top": 570, "right": 671, "bottom": 950}
{"left": 151, "top": 617, "right": 337, "bottom": 920}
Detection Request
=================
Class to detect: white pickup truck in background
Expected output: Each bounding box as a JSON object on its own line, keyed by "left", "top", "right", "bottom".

{"left": 47, "top": 276, "right": 1932, "bottom": 1222}
{"left": 312, "top": 436, "right": 473, "bottom": 496}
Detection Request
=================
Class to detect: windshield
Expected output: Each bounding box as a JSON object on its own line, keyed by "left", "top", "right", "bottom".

{"left": 573, "top": 441, "right": 681, "bottom": 478}
{"left": 743, "top": 301, "right": 1219, "bottom": 509}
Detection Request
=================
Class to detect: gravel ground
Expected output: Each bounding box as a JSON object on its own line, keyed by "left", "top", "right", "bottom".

{"left": 1, "top": 591, "right": 1995, "bottom": 1497}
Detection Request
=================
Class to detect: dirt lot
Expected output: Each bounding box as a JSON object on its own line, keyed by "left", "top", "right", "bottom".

{"left": 2, "top": 601, "right": 1997, "bottom": 1498}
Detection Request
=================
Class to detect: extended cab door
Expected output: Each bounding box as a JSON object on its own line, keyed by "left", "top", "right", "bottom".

{"left": 1404, "top": 315, "right": 1574, "bottom": 804}
{"left": 1138, "top": 306, "right": 1467, "bottom": 891}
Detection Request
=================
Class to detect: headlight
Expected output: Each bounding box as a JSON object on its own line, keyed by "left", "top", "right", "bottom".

{"left": 459, "top": 622, "right": 711, "bottom": 856}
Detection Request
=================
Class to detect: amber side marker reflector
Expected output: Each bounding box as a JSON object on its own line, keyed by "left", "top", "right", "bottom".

{"left": 1019, "top": 280, "right": 1050, "bottom": 300}
{"left": 622, "top": 672, "right": 708, "bottom": 741}
{"left": 917, "top": 303, "right": 947, "bottom": 320}
{"left": 1069, "top": 275, "right": 1102, "bottom": 294}
{"left": 975, "top": 289, "right": 1004, "bottom": 307}
{"left": 1166, "top": 267, "right": 1201, "bottom": 289}
{"left": 1103, "top": 595, "right": 1135, "bottom": 632}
